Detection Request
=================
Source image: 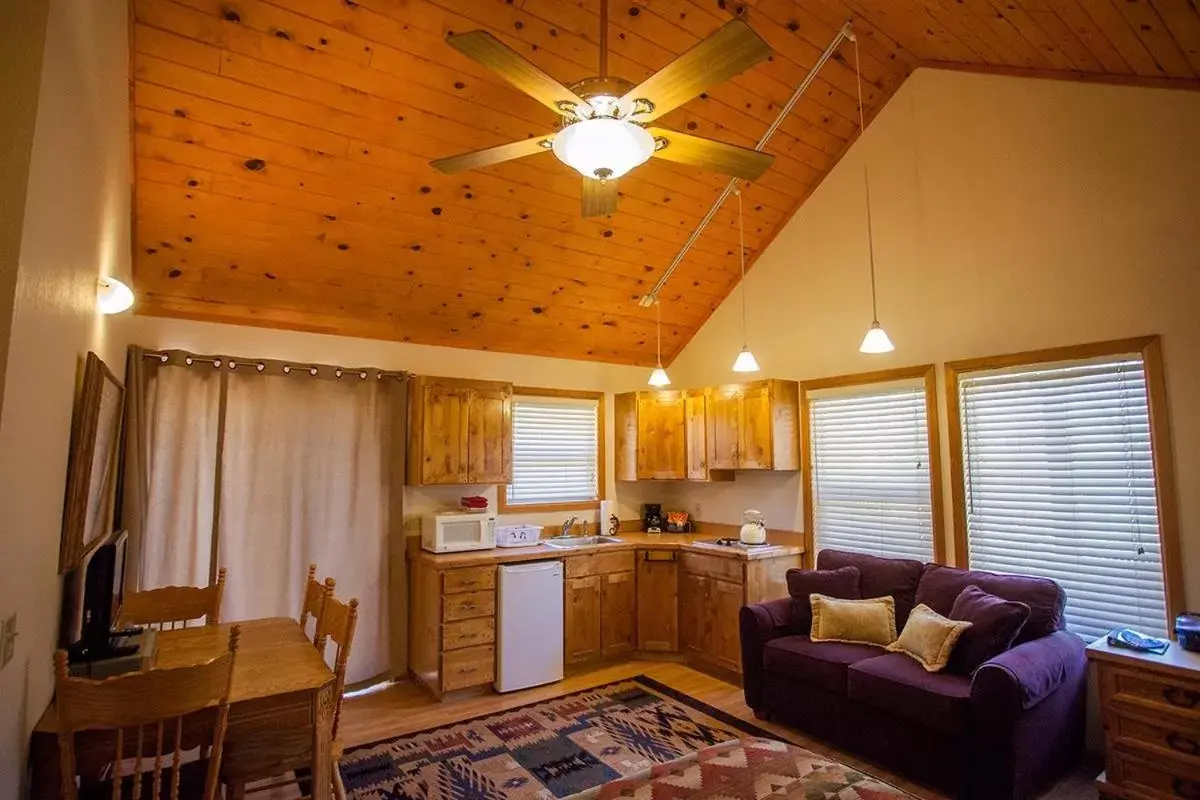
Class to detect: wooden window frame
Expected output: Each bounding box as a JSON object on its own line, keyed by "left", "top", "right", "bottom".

{"left": 800, "top": 365, "right": 946, "bottom": 565}
{"left": 497, "top": 387, "right": 607, "bottom": 515}
{"left": 944, "top": 335, "right": 1184, "bottom": 625}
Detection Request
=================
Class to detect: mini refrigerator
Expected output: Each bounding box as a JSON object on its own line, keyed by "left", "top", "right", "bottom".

{"left": 495, "top": 561, "right": 564, "bottom": 692}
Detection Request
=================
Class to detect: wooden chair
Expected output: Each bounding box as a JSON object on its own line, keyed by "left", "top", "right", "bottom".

{"left": 54, "top": 625, "right": 241, "bottom": 800}
{"left": 299, "top": 565, "right": 335, "bottom": 648}
{"left": 118, "top": 569, "right": 227, "bottom": 631}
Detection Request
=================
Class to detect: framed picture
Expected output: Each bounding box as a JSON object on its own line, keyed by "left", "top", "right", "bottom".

{"left": 60, "top": 352, "right": 125, "bottom": 573}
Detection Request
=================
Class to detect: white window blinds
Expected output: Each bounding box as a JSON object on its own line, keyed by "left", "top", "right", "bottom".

{"left": 810, "top": 384, "right": 935, "bottom": 561}
{"left": 959, "top": 356, "right": 1166, "bottom": 639}
{"left": 505, "top": 395, "right": 600, "bottom": 507}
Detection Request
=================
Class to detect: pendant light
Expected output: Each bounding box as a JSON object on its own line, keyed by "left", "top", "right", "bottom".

{"left": 730, "top": 185, "right": 760, "bottom": 372}
{"left": 851, "top": 37, "right": 894, "bottom": 355}
{"left": 647, "top": 298, "right": 671, "bottom": 387}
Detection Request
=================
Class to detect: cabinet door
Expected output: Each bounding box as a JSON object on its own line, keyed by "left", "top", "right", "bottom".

{"left": 636, "top": 392, "right": 686, "bottom": 480}
{"left": 710, "top": 579, "right": 744, "bottom": 673}
{"left": 684, "top": 392, "right": 708, "bottom": 481}
{"left": 600, "top": 571, "right": 636, "bottom": 658}
{"left": 706, "top": 387, "right": 741, "bottom": 470}
{"left": 467, "top": 386, "right": 512, "bottom": 483}
{"left": 637, "top": 553, "right": 678, "bottom": 651}
{"left": 739, "top": 382, "right": 773, "bottom": 469}
{"left": 564, "top": 575, "right": 602, "bottom": 665}
{"left": 419, "top": 383, "right": 470, "bottom": 485}
{"left": 679, "top": 572, "right": 707, "bottom": 653}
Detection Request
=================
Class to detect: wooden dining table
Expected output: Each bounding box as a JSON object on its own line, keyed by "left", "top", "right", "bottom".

{"left": 30, "top": 617, "right": 336, "bottom": 800}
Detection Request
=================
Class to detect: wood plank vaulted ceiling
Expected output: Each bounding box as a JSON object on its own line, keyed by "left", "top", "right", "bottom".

{"left": 132, "top": 0, "right": 1200, "bottom": 366}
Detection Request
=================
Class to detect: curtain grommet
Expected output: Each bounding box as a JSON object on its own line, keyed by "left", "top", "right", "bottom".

{"left": 229, "top": 360, "right": 238, "bottom": 370}
{"left": 256, "top": 362, "right": 265, "bottom": 372}
{"left": 283, "top": 365, "right": 291, "bottom": 374}
{"left": 310, "top": 367, "right": 318, "bottom": 376}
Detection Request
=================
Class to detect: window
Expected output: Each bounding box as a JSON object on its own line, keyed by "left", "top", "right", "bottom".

{"left": 803, "top": 366, "right": 943, "bottom": 563}
{"left": 500, "top": 389, "right": 604, "bottom": 512}
{"left": 947, "top": 338, "right": 1181, "bottom": 639}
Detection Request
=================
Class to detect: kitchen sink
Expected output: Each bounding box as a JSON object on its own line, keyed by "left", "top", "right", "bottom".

{"left": 542, "top": 535, "right": 624, "bottom": 549}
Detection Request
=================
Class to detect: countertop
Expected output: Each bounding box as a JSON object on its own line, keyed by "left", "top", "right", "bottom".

{"left": 411, "top": 530, "right": 806, "bottom": 569}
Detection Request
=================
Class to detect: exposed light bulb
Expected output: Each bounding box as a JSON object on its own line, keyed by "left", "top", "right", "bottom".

{"left": 732, "top": 346, "right": 760, "bottom": 373}
{"left": 552, "top": 118, "right": 655, "bottom": 180}
{"left": 859, "top": 322, "right": 895, "bottom": 354}
{"left": 648, "top": 365, "right": 671, "bottom": 387}
{"left": 97, "top": 277, "right": 134, "bottom": 315}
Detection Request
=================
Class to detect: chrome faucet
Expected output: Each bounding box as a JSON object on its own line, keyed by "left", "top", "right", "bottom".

{"left": 560, "top": 516, "right": 579, "bottom": 537}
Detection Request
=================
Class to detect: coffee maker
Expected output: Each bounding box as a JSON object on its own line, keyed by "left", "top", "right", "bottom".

{"left": 642, "top": 503, "right": 664, "bottom": 533}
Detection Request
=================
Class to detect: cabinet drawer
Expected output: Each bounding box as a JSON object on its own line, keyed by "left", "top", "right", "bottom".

{"left": 443, "top": 617, "right": 495, "bottom": 651}
{"left": 442, "top": 590, "right": 495, "bottom": 622}
{"left": 565, "top": 551, "right": 635, "bottom": 578}
{"left": 1115, "top": 712, "right": 1200, "bottom": 766}
{"left": 1110, "top": 749, "right": 1200, "bottom": 799}
{"left": 681, "top": 552, "right": 743, "bottom": 583}
{"left": 442, "top": 645, "right": 495, "bottom": 691}
{"left": 1112, "top": 670, "right": 1200, "bottom": 725}
{"left": 443, "top": 566, "right": 496, "bottom": 594}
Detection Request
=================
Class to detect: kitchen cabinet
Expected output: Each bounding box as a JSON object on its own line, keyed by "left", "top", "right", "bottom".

{"left": 706, "top": 379, "right": 800, "bottom": 472}
{"left": 614, "top": 391, "right": 686, "bottom": 480}
{"left": 563, "top": 552, "right": 636, "bottom": 667}
{"left": 637, "top": 550, "right": 679, "bottom": 652}
{"left": 408, "top": 564, "right": 498, "bottom": 698}
{"left": 408, "top": 375, "right": 512, "bottom": 485}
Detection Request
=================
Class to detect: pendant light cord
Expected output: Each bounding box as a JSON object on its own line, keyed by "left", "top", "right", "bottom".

{"left": 852, "top": 37, "right": 880, "bottom": 325}
{"left": 655, "top": 298, "right": 663, "bottom": 367}
{"left": 737, "top": 185, "right": 748, "bottom": 347}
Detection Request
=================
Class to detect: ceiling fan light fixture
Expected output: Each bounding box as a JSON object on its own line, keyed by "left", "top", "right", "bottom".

{"left": 553, "top": 118, "right": 655, "bottom": 180}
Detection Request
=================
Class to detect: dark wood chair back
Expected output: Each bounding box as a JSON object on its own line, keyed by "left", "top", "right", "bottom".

{"left": 54, "top": 625, "right": 241, "bottom": 800}
{"left": 117, "top": 569, "right": 226, "bottom": 631}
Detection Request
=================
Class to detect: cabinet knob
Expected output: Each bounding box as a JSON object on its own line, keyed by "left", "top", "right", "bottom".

{"left": 1168, "top": 732, "right": 1200, "bottom": 756}
{"left": 1163, "top": 686, "right": 1200, "bottom": 709}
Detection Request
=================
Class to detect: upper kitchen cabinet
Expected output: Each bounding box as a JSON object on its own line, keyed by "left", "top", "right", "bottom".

{"left": 706, "top": 379, "right": 800, "bottom": 472}
{"left": 408, "top": 376, "right": 513, "bottom": 486}
{"left": 614, "top": 390, "right": 687, "bottom": 481}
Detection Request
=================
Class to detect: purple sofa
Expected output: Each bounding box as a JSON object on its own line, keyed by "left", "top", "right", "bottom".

{"left": 739, "top": 550, "right": 1087, "bottom": 800}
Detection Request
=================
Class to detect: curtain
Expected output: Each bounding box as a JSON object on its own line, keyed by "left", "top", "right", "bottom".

{"left": 122, "top": 348, "right": 407, "bottom": 683}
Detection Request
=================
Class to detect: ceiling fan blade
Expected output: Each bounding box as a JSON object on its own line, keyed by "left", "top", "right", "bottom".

{"left": 447, "top": 31, "right": 587, "bottom": 116}
{"left": 621, "top": 19, "right": 769, "bottom": 123}
{"left": 431, "top": 134, "right": 554, "bottom": 174}
{"left": 581, "top": 178, "right": 618, "bottom": 218}
{"left": 647, "top": 128, "right": 774, "bottom": 181}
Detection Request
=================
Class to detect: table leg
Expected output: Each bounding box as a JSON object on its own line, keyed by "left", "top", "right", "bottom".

{"left": 310, "top": 682, "right": 335, "bottom": 800}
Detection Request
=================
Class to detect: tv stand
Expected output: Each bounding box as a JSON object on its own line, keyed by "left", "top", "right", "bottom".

{"left": 67, "top": 628, "right": 156, "bottom": 678}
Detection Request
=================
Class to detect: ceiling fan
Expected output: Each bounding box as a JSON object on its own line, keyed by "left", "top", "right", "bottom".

{"left": 430, "top": 2, "right": 775, "bottom": 217}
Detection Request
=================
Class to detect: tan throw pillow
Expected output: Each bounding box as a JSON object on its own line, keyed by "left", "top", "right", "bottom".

{"left": 887, "top": 603, "right": 973, "bottom": 672}
{"left": 810, "top": 594, "right": 897, "bottom": 647}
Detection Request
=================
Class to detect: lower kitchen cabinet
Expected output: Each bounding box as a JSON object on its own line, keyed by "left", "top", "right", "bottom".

{"left": 564, "top": 552, "right": 636, "bottom": 668}
{"left": 565, "top": 575, "right": 602, "bottom": 665}
{"left": 601, "top": 571, "right": 636, "bottom": 658}
{"left": 409, "top": 563, "right": 498, "bottom": 697}
{"left": 637, "top": 550, "right": 679, "bottom": 652}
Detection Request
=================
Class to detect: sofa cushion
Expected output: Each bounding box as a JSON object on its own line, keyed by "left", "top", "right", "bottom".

{"left": 811, "top": 594, "right": 897, "bottom": 647}
{"left": 817, "top": 550, "right": 925, "bottom": 627}
{"left": 886, "top": 603, "right": 972, "bottom": 672}
{"left": 763, "top": 635, "right": 885, "bottom": 695}
{"left": 916, "top": 563, "right": 1064, "bottom": 644}
{"left": 947, "top": 585, "right": 1031, "bottom": 674}
{"left": 786, "top": 566, "right": 861, "bottom": 633}
{"left": 848, "top": 653, "right": 974, "bottom": 735}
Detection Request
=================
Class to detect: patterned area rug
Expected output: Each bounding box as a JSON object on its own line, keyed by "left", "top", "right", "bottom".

{"left": 338, "top": 676, "right": 910, "bottom": 800}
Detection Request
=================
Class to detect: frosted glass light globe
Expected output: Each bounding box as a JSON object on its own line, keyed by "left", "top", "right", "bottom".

{"left": 647, "top": 366, "right": 671, "bottom": 387}
{"left": 553, "top": 118, "right": 655, "bottom": 180}
{"left": 859, "top": 322, "right": 895, "bottom": 354}
{"left": 732, "top": 347, "right": 760, "bottom": 372}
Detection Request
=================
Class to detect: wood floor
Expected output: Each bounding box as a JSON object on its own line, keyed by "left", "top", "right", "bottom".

{"left": 339, "top": 660, "right": 1098, "bottom": 800}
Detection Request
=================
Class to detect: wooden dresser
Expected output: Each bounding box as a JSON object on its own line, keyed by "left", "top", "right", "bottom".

{"left": 1089, "top": 638, "right": 1200, "bottom": 799}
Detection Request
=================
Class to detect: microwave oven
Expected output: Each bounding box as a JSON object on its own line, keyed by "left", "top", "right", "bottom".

{"left": 422, "top": 511, "right": 496, "bottom": 553}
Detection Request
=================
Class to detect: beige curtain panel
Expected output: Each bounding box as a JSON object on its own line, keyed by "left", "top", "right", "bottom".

{"left": 121, "top": 347, "right": 408, "bottom": 683}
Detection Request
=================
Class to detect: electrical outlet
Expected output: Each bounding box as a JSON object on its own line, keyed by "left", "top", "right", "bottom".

{"left": 0, "top": 613, "right": 16, "bottom": 669}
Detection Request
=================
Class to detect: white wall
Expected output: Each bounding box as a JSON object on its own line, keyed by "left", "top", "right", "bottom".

{"left": 123, "top": 315, "right": 659, "bottom": 533}
{"left": 664, "top": 68, "right": 1200, "bottom": 601}
{"left": 0, "top": 0, "right": 133, "bottom": 794}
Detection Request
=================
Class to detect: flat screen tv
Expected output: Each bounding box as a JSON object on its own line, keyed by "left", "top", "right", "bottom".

{"left": 61, "top": 529, "right": 128, "bottom": 659}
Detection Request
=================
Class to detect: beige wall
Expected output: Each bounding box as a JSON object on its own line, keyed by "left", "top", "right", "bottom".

{"left": 0, "top": 0, "right": 132, "bottom": 793}
{"left": 124, "top": 315, "right": 659, "bottom": 532}
{"left": 663, "top": 68, "right": 1200, "bottom": 602}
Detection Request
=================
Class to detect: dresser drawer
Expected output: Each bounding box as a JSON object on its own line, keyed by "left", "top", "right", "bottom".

{"left": 1109, "top": 749, "right": 1200, "bottom": 799}
{"left": 442, "top": 645, "right": 495, "bottom": 691}
{"left": 443, "top": 590, "right": 495, "bottom": 622}
{"left": 565, "top": 551, "right": 635, "bottom": 578}
{"left": 1112, "top": 669, "right": 1200, "bottom": 724}
{"left": 681, "top": 552, "right": 743, "bottom": 584}
{"left": 443, "top": 617, "right": 495, "bottom": 651}
{"left": 443, "top": 566, "right": 495, "bottom": 594}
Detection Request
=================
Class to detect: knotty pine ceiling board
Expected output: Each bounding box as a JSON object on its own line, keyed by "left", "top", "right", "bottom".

{"left": 132, "top": 0, "right": 1200, "bottom": 365}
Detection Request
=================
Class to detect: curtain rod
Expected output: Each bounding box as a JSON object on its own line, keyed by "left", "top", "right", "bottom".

{"left": 639, "top": 21, "right": 855, "bottom": 307}
{"left": 141, "top": 348, "right": 409, "bottom": 381}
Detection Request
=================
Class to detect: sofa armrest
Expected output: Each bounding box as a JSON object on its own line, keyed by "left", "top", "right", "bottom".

{"left": 739, "top": 598, "right": 801, "bottom": 711}
{"left": 971, "top": 630, "right": 1087, "bottom": 711}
